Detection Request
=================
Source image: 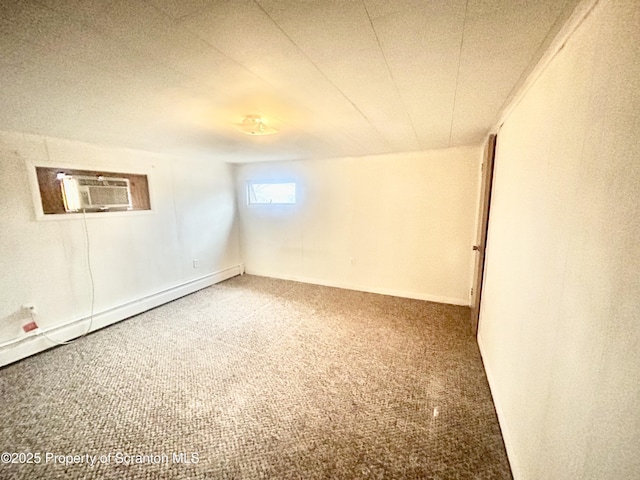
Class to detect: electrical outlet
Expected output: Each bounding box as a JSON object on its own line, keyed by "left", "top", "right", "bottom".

{"left": 193, "top": 259, "right": 200, "bottom": 269}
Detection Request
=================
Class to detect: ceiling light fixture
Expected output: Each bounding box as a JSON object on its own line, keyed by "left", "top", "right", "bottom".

{"left": 238, "top": 115, "right": 279, "bottom": 136}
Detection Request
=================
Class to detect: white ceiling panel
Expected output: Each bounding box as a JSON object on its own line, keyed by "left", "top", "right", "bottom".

{"left": 179, "top": 0, "right": 390, "bottom": 154}
{"left": 257, "top": 0, "right": 420, "bottom": 152}
{"left": 146, "top": 0, "right": 214, "bottom": 21}
{"left": 362, "top": 0, "right": 440, "bottom": 20}
{"left": 0, "top": 0, "right": 583, "bottom": 162}
{"left": 371, "top": 1, "right": 467, "bottom": 149}
{"left": 31, "top": 0, "right": 115, "bottom": 26}
{"left": 450, "top": 0, "right": 574, "bottom": 146}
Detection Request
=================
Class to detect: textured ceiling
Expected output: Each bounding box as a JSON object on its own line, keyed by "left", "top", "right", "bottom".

{"left": 0, "top": 0, "right": 579, "bottom": 162}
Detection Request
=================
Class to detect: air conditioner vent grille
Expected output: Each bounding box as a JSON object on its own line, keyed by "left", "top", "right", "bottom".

{"left": 88, "top": 186, "right": 130, "bottom": 206}
{"left": 60, "top": 175, "right": 132, "bottom": 211}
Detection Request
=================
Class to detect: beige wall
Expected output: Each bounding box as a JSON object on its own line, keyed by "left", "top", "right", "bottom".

{"left": 235, "top": 147, "right": 482, "bottom": 305}
{"left": 0, "top": 131, "right": 241, "bottom": 365}
{"left": 478, "top": 0, "right": 640, "bottom": 478}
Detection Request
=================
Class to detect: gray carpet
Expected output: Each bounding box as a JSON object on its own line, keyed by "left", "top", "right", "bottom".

{"left": 0, "top": 275, "right": 512, "bottom": 479}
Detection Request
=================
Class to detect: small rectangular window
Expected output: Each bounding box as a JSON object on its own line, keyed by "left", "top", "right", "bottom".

{"left": 247, "top": 182, "right": 296, "bottom": 205}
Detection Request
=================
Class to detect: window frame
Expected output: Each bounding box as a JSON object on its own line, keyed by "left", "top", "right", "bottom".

{"left": 245, "top": 180, "right": 297, "bottom": 206}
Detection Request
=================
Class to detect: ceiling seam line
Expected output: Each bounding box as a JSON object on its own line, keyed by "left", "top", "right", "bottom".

{"left": 362, "top": 0, "right": 421, "bottom": 150}
{"left": 135, "top": 1, "right": 270, "bottom": 95}
{"left": 158, "top": 32, "right": 358, "bottom": 153}
{"left": 126, "top": 10, "right": 349, "bottom": 154}
{"left": 252, "top": 0, "right": 394, "bottom": 150}
{"left": 143, "top": 0, "right": 312, "bottom": 108}
{"left": 172, "top": 3, "right": 378, "bottom": 154}
{"left": 448, "top": 0, "right": 469, "bottom": 147}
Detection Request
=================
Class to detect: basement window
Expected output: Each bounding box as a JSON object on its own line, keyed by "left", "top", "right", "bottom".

{"left": 247, "top": 181, "right": 296, "bottom": 205}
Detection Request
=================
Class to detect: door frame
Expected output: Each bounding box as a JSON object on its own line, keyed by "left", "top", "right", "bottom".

{"left": 471, "top": 134, "right": 497, "bottom": 335}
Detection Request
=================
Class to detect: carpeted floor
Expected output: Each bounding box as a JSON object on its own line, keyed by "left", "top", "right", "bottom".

{"left": 0, "top": 275, "right": 512, "bottom": 479}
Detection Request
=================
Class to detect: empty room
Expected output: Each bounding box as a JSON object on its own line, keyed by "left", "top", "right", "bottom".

{"left": 1, "top": 0, "right": 638, "bottom": 479}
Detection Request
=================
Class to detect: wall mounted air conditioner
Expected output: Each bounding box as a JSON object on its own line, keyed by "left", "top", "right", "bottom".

{"left": 60, "top": 175, "right": 132, "bottom": 212}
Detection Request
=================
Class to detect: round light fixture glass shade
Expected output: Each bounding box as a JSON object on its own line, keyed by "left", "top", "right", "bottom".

{"left": 238, "top": 115, "right": 279, "bottom": 135}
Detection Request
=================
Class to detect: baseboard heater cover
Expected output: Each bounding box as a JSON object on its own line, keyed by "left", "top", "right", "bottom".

{"left": 0, "top": 265, "right": 242, "bottom": 367}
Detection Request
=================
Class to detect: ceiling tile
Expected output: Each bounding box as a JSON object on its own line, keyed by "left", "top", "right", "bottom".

{"left": 450, "top": 0, "right": 574, "bottom": 146}
{"left": 362, "top": 0, "right": 438, "bottom": 20}
{"left": 257, "top": 0, "right": 420, "bottom": 152}
{"left": 0, "top": 0, "right": 584, "bottom": 162}
{"left": 179, "top": 0, "right": 392, "bottom": 155}
{"left": 371, "top": 1, "right": 467, "bottom": 149}
{"left": 145, "top": 0, "right": 213, "bottom": 20}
